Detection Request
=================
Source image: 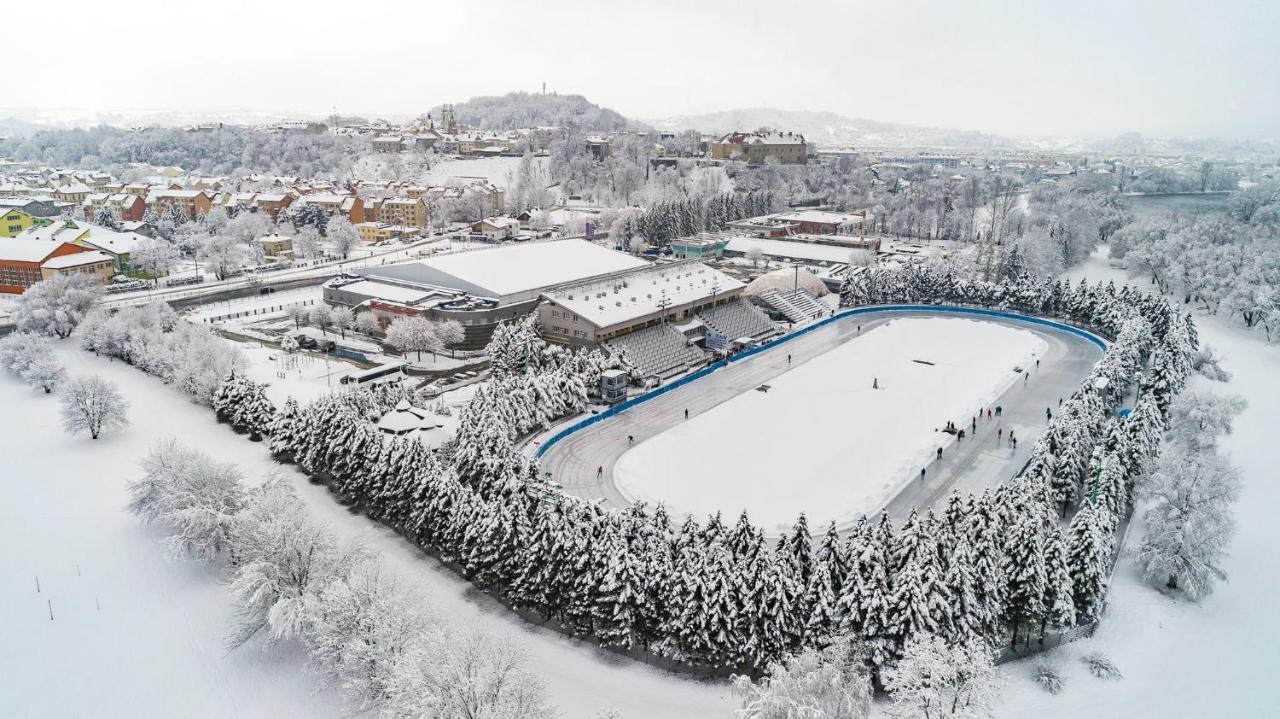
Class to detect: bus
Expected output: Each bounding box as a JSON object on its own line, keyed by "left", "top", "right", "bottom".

{"left": 340, "top": 362, "right": 407, "bottom": 386}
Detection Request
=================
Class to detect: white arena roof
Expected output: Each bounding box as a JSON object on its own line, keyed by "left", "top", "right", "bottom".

{"left": 357, "top": 239, "right": 649, "bottom": 304}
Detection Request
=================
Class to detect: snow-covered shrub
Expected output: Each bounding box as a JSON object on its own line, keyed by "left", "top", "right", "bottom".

{"left": 1190, "top": 345, "right": 1231, "bottom": 382}
{"left": 77, "top": 302, "right": 243, "bottom": 405}
{"left": 226, "top": 478, "right": 369, "bottom": 649}
{"left": 127, "top": 438, "right": 245, "bottom": 561}
{"left": 14, "top": 273, "right": 102, "bottom": 338}
{"left": 58, "top": 374, "right": 129, "bottom": 439}
{"left": 1032, "top": 659, "right": 1064, "bottom": 694}
{"left": 1081, "top": 652, "right": 1122, "bottom": 680}
{"left": 304, "top": 561, "right": 430, "bottom": 712}
{"left": 1136, "top": 443, "right": 1240, "bottom": 599}
{"left": 383, "top": 626, "right": 554, "bottom": 719}
{"left": 733, "top": 635, "right": 873, "bottom": 719}
{"left": 883, "top": 634, "right": 1002, "bottom": 718}
{"left": 0, "top": 331, "right": 65, "bottom": 392}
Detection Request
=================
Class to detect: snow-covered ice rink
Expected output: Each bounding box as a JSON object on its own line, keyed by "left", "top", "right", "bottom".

{"left": 614, "top": 317, "right": 1047, "bottom": 528}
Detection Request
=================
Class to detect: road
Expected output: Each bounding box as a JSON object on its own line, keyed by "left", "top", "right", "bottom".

{"left": 102, "top": 234, "right": 452, "bottom": 309}
{"left": 538, "top": 310, "right": 1103, "bottom": 528}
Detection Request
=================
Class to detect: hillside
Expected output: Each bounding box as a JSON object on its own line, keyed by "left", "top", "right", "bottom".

{"left": 646, "top": 107, "right": 1016, "bottom": 149}
{"left": 432, "top": 92, "right": 637, "bottom": 132}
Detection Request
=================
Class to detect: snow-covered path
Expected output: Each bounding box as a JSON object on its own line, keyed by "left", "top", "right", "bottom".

{"left": 0, "top": 343, "right": 733, "bottom": 718}
{"left": 995, "top": 247, "right": 1280, "bottom": 716}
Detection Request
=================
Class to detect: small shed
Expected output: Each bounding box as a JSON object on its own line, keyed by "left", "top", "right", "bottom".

{"left": 376, "top": 400, "right": 439, "bottom": 436}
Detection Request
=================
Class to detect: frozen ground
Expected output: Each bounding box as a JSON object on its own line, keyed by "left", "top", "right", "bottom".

{"left": 418, "top": 155, "right": 543, "bottom": 190}
{"left": 614, "top": 317, "right": 1046, "bottom": 528}
{"left": 0, "top": 343, "right": 732, "bottom": 718}
{"left": 993, "top": 247, "right": 1278, "bottom": 717}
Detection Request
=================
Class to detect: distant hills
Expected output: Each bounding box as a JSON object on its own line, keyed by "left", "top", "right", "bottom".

{"left": 645, "top": 107, "right": 1017, "bottom": 149}
{"left": 430, "top": 92, "right": 638, "bottom": 133}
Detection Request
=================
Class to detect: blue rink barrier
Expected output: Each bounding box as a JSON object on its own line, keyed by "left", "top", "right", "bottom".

{"left": 535, "top": 304, "right": 1108, "bottom": 459}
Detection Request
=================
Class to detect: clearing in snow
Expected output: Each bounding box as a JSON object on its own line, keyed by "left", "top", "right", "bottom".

{"left": 613, "top": 317, "right": 1047, "bottom": 529}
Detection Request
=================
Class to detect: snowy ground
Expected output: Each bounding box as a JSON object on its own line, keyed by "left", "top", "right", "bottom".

{"left": 417, "top": 155, "right": 540, "bottom": 190}
{"left": 183, "top": 286, "right": 322, "bottom": 323}
{"left": 993, "top": 247, "right": 1279, "bottom": 717}
{"left": 0, "top": 344, "right": 733, "bottom": 718}
{"left": 614, "top": 317, "right": 1046, "bottom": 529}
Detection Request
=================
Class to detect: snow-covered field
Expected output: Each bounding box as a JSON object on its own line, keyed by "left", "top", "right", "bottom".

{"left": 419, "top": 155, "right": 536, "bottom": 190}
{"left": 0, "top": 344, "right": 733, "bottom": 718}
{"left": 614, "top": 317, "right": 1047, "bottom": 529}
{"left": 993, "top": 247, "right": 1280, "bottom": 717}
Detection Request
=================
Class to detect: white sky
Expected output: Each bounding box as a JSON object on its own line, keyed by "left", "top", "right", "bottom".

{"left": 8, "top": 0, "right": 1277, "bottom": 138}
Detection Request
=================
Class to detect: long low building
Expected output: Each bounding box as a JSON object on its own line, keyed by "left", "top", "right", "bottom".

{"left": 324, "top": 238, "right": 651, "bottom": 348}
{"left": 539, "top": 262, "right": 746, "bottom": 347}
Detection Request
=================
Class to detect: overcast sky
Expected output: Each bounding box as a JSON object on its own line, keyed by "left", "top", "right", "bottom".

{"left": 8, "top": 0, "right": 1277, "bottom": 138}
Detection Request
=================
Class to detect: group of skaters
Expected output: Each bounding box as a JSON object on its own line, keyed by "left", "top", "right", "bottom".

{"left": 928, "top": 405, "right": 1018, "bottom": 481}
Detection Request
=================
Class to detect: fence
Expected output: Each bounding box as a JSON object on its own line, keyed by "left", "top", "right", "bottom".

{"left": 536, "top": 303, "right": 1109, "bottom": 459}
{"left": 200, "top": 299, "right": 316, "bottom": 324}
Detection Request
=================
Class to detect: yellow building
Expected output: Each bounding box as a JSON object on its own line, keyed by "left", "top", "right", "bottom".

{"left": 378, "top": 197, "right": 428, "bottom": 227}
{"left": 1, "top": 209, "right": 36, "bottom": 237}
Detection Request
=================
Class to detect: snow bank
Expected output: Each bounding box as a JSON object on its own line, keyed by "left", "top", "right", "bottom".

{"left": 614, "top": 317, "right": 1047, "bottom": 530}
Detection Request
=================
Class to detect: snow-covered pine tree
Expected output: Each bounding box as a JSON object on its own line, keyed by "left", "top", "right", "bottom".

{"left": 592, "top": 528, "right": 649, "bottom": 651}
{"left": 1040, "top": 526, "right": 1077, "bottom": 637}
{"left": 788, "top": 512, "right": 815, "bottom": 588}
{"left": 883, "top": 510, "right": 947, "bottom": 659}
{"left": 1066, "top": 500, "right": 1115, "bottom": 624}
{"left": 1002, "top": 510, "right": 1048, "bottom": 647}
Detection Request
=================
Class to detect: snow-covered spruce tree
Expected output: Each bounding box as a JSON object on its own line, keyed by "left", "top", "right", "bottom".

{"left": 1001, "top": 507, "right": 1047, "bottom": 648}
{"left": 837, "top": 515, "right": 894, "bottom": 668}
{"left": 126, "top": 437, "right": 245, "bottom": 562}
{"left": 732, "top": 634, "right": 873, "bottom": 719}
{"left": 882, "top": 634, "right": 1003, "bottom": 719}
{"left": 1066, "top": 500, "right": 1115, "bottom": 623}
{"left": 592, "top": 525, "right": 649, "bottom": 650}
{"left": 1136, "top": 443, "right": 1241, "bottom": 599}
{"left": 59, "top": 375, "right": 129, "bottom": 439}
{"left": 884, "top": 510, "right": 948, "bottom": 659}
{"left": 1040, "top": 526, "right": 1077, "bottom": 637}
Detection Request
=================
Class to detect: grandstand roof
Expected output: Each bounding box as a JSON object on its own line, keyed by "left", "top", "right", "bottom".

{"left": 743, "top": 267, "right": 830, "bottom": 298}
{"left": 547, "top": 262, "right": 744, "bottom": 329}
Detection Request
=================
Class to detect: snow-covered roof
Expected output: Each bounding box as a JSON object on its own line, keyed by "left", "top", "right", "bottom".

{"left": 773, "top": 210, "right": 862, "bottom": 226}
{"left": 41, "top": 249, "right": 113, "bottom": 269}
{"left": 376, "top": 400, "right": 438, "bottom": 434}
{"left": 339, "top": 279, "right": 439, "bottom": 305}
{"left": 358, "top": 239, "right": 649, "bottom": 304}
{"left": 743, "top": 267, "right": 831, "bottom": 298}
{"left": 726, "top": 236, "right": 857, "bottom": 264}
{"left": 546, "top": 262, "right": 744, "bottom": 329}
{"left": 79, "top": 227, "right": 148, "bottom": 256}
{"left": 0, "top": 237, "right": 68, "bottom": 263}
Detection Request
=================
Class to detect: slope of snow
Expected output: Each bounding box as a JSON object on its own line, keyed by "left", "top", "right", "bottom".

{"left": 614, "top": 317, "right": 1046, "bottom": 530}
{"left": 0, "top": 344, "right": 733, "bottom": 718}
{"left": 994, "top": 247, "right": 1279, "bottom": 717}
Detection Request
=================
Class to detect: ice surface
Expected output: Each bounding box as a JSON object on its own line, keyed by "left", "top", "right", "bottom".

{"left": 614, "top": 317, "right": 1046, "bottom": 530}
